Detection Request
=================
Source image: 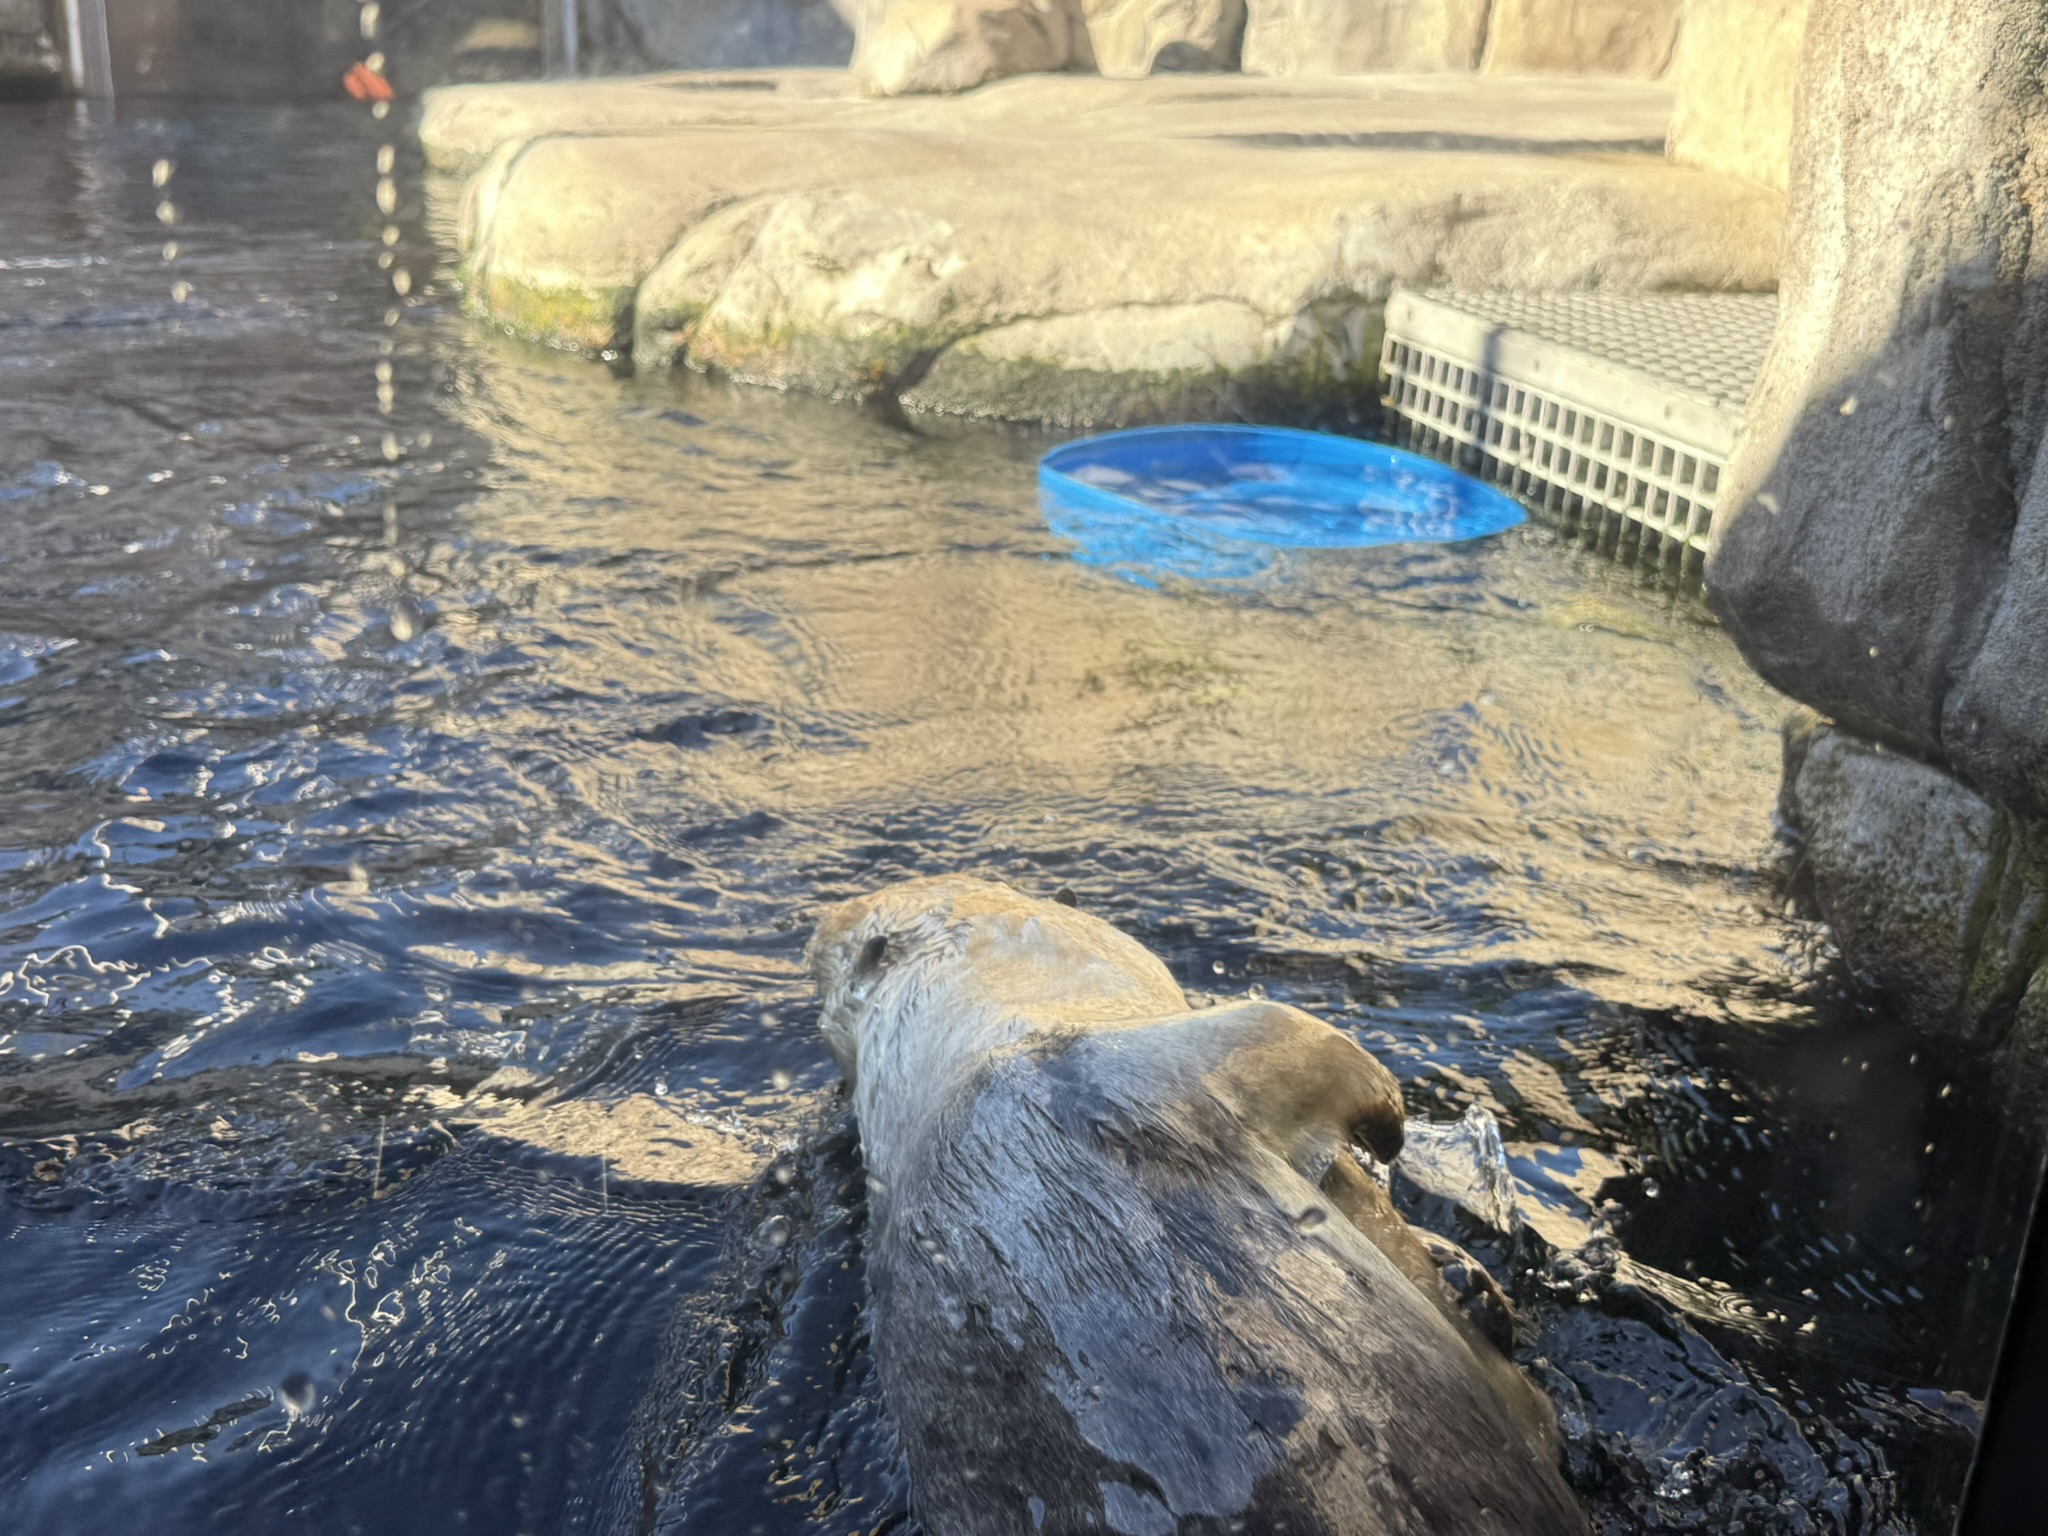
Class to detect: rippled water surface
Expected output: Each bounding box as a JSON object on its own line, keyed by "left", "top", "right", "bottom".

{"left": 1, "top": 103, "right": 2037, "bottom": 1536}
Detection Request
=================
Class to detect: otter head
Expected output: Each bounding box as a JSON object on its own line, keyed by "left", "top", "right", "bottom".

{"left": 806, "top": 889, "right": 913, "bottom": 1086}
{"left": 805, "top": 876, "right": 1003, "bottom": 1090}
{"left": 806, "top": 877, "right": 1186, "bottom": 1093}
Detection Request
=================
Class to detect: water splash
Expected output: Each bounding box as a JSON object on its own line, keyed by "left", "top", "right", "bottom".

{"left": 1397, "top": 1102, "right": 1522, "bottom": 1237}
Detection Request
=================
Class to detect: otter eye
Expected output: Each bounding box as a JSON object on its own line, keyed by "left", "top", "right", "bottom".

{"left": 858, "top": 934, "right": 889, "bottom": 972}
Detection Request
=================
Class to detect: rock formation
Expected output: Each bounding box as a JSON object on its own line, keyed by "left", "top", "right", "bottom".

{"left": 1664, "top": 0, "right": 1807, "bottom": 190}
{"left": 434, "top": 71, "right": 1781, "bottom": 421}
{"left": 1708, "top": 0, "right": 2048, "bottom": 1086}
{"left": 849, "top": 0, "right": 1091, "bottom": 95}
{"left": 1084, "top": 0, "right": 1247, "bottom": 76}
{"left": 840, "top": 0, "right": 1685, "bottom": 93}
{"left": 1481, "top": 0, "right": 1680, "bottom": 76}
{"left": 1241, "top": 0, "right": 1490, "bottom": 76}
{"left": 1781, "top": 716, "right": 2048, "bottom": 1053}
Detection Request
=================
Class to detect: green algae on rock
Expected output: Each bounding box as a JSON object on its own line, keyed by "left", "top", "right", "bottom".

{"left": 430, "top": 71, "right": 1784, "bottom": 427}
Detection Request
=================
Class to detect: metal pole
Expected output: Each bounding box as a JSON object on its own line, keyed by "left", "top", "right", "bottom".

{"left": 62, "top": 0, "right": 114, "bottom": 98}
{"left": 560, "top": 0, "right": 579, "bottom": 77}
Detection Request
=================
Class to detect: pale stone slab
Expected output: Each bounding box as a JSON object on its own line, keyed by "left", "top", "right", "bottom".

{"left": 1666, "top": 0, "right": 1808, "bottom": 191}
{"left": 904, "top": 301, "right": 1296, "bottom": 424}
{"left": 435, "top": 70, "right": 1781, "bottom": 422}
{"left": 421, "top": 68, "right": 1682, "bottom": 173}
{"left": 1482, "top": 0, "right": 1681, "bottom": 77}
{"left": 1242, "top": 0, "right": 1490, "bottom": 75}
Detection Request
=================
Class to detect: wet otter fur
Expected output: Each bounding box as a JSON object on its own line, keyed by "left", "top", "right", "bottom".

{"left": 808, "top": 876, "right": 1587, "bottom": 1536}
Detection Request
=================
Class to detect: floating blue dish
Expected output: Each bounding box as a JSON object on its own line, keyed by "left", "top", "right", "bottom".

{"left": 1039, "top": 424, "right": 1526, "bottom": 585}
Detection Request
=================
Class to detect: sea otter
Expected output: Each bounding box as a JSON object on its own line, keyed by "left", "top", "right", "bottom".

{"left": 807, "top": 876, "right": 1585, "bottom": 1536}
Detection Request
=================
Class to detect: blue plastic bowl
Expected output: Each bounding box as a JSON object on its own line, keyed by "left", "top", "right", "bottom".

{"left": 1038, "top": 425, "right": 1526, "bottom": 584}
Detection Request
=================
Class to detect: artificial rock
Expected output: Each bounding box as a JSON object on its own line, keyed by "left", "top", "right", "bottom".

{"left": 433, "top": 70, "right": 1783, "bottom": 424}
{"left": 1083, "top": 0, "right": 1246, "bottom": 76}
{"left": 1664, "top": 0, "right": 1808, "bottom": 191}
{"left": 1240, "top": 0, "right": 1490, "bottom": 75}
{"left": 849, "top": 0, "right": 1090, "bottom": 95}
{"left": 1710, "top": 0, "right": 2048, "bottom": 814}
{"left": 1782, "top": 720, "right": 2048, "bottom": 1047}
{"left": 1480, "top": 0, "right": 1681, "bottom": 77}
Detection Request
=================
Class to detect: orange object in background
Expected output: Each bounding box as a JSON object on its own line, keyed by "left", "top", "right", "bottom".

{"left": 342, "top": 61, "right": 394, "bottom": 102}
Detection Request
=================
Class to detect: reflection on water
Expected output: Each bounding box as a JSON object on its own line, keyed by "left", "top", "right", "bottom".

{"left": 0, "top": 103, "right": 2035, "bottom": 1535}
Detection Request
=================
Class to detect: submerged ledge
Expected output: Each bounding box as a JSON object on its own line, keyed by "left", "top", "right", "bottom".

{"left": 425, "top": 69, "right": 1784, "bottom": 428}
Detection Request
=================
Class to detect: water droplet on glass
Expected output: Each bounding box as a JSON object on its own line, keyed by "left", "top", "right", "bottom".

{"left": 155, "top": 200, "right": 177, "bottom": 226}
{"left": 359, "top": 1, "right": 381, "bottom": 40}
{"left": 392, "top": 269, "right": 412, "bottom": 297}
{"left": 376, "top": 178, "right": 397, "bottom": 216}
{"left": 376, "top": 144, "right": 396, "bottom": 176}
{"left": 150, "top": 159, "right": 174, "bottom": 188}
{"left": 382, "top": 224, "right": 400, "bottom": 247}
{"left": 1292, "top": 1207, "right": 1328, "bottom": 1233}
{"left": 372, "top": 100, "right": 390, "bottom": 120}
{"left": 381, "top": 433, "right": 400, "bottom": 461}
{"left": 1642, "top": 1178, "right": 1661, "bottom": 1198}
{"left": 170, "top": 282, "right": 190, "bottom": 304}
{"left": 758, "top": 1214, "right": 792, "bottom": 1249}
{"left": 770, "top": 1069, "right": 792, "bottom": 1091}
{"left": 1211, "top": 960, "right": 1226, "bottom": 975}
{"left": 160, "top": 240, "right": 177, "bottom": 261}
{"left": 653, "top": 1077, "right": 669, "bottom": 1097}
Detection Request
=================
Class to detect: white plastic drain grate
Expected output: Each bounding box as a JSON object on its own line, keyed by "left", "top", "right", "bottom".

{"left": 1379, "top": 289, "right": 1779, "bottom": 579}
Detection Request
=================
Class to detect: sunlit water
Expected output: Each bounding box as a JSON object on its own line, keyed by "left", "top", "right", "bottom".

{"left": 0, "top": 103, "right": 2035, "bottom": 1536}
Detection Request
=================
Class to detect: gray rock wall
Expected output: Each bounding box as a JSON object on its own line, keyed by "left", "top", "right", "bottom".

{"left": 1710, "top": 0, "right": 2048, "bottom": 801}
{"left": 1782, "top": 718, "right": 2048, "bottom": 1048}
{"left": 1708, "top": 0, "right": 2048, "bottom": 1077}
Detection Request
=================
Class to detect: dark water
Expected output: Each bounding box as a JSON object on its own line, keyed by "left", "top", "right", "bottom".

{"left": 0, "top": 102, "right": 2036, "bottom": 1536}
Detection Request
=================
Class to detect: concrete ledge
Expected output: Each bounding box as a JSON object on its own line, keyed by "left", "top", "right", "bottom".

{"left": 428, "top": 70, "right": 1785, "bottom": 425}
